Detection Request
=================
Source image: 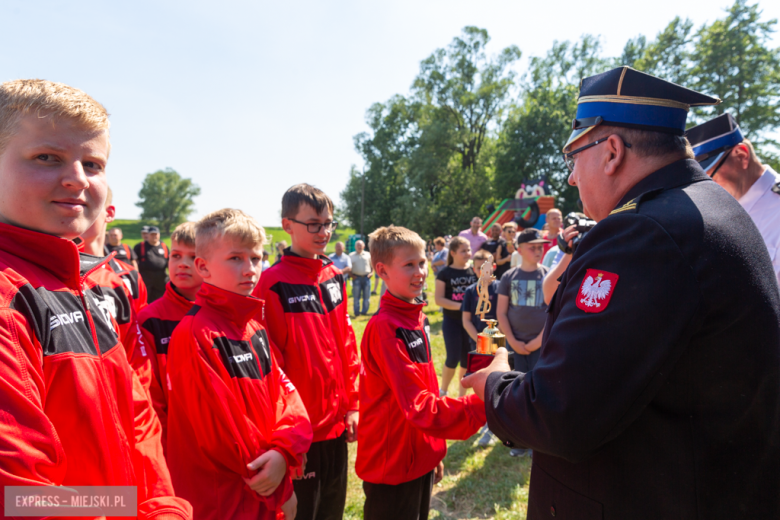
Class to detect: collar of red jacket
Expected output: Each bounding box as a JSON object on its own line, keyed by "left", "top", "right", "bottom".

{"left": 195, "top": 282, "right": 264, "bottom": 327}
{"left": 0, "top": 222, "right": 86, "bottom": 289}
{"left": 282, "top": 247, "right": 333, "bottom": 279}
{"left": 167, "top": 282, "right": 196, "bottom": 308}
{"left": 379, "top": 290, "right": 426, "bottom": 319}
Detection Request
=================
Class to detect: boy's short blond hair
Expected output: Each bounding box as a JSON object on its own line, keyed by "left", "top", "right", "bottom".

{"left": 0, "top": 79, "right": 110, "bottom": 155}
{"left": 473, "top": 249, "right": 491, "bottom": 261}
{"left": 171, "top": 222, "right": 197, "bottom": 249}
{"left": 368, "top": 225, "right": 426, "bottom": 269}
{"left": 502, "top": 221, "right": 518, "bottom": 231}
{"left": 195, "top": 209, "right": 265, "bottom": 258}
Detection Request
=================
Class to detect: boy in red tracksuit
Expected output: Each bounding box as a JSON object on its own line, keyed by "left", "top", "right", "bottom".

{"left": 78, "top": 186, "right": 141, "bottom": 360}
{"left": 136, "top": 222, "right": 202, "bottom": 450}
{"left": 357, "top": 226, "right": 487, "bottom": 520}
{"left": 167, "top": 209, "right": 312, "bottom": 520}
{"left": 0, "top": 79, "right": 191, "bottom": 519}
{"left": 254, "top": 183, "right": 359, "bottom": 520}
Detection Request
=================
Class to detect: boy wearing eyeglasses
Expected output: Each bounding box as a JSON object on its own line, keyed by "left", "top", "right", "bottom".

{"left": 253, "top": 183, "right": 359, "bottom": 520}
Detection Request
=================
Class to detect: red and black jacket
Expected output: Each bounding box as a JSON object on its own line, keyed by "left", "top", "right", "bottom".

{"left": 81, "top": 251, "right": 139, "bottom": 360}
{"left": 136, "top": 282, "right": 195, "bottom": 450}
{"left": 111, "top": 255, "right": 149, "bottom": 314}
{"left": 254, "top": 249, "right": 359, "bottom": 442}
{"left": 167, "top": 283, "right": 312, "bottom": 520}
{"left": 356, "top": 291, "right": 486, "bottom": 485}
{"left": 0, "top": 222, "right": 192, "bottom": 519}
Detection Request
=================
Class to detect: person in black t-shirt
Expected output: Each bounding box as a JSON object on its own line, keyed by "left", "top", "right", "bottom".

{"left": 133, "top": 225, "right": 169, "bottom": 302}
{"left": 105, "top": 226, "right": 138, "bottom": 269}
{"left": 435, "top": 236, "right": 478, "bottom": 397}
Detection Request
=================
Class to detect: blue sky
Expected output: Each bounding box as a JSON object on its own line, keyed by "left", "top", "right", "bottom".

{"left": 2, "top": 0, "right": 778, "bottom": 225}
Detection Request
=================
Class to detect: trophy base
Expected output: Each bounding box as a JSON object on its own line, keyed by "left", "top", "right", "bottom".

{"left": 466, "top": 351, "right": 494, "bottom": 376}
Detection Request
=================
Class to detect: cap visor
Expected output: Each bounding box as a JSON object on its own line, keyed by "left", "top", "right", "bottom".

{"left": 563, "top": 125, "right": 598, "bottom": 153}
{"left": 518, "top": 238, "right": 552, "bottom": 245}
{"left": 698, "top": 151, "right": 726, "bottom": 174}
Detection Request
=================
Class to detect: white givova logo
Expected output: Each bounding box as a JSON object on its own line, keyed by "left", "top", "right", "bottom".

{"left": 233, "top": 353, "right": 253, "bottom": 363}
{"left": 50, "top": 311, "right": 85, "bottom": 330}
{"left": 326, "top": 282, "right": 342, "bottom": 304}
{"left": 288, "top": 294, "right": 316, "bottom": 305}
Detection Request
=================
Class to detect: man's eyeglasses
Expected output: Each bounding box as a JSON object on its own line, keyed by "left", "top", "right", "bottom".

{"left": 562, "top": 136, "right": 632, "bottom": 172}
{"left": 289, "top": 219, "right": 338, "bottom": 234}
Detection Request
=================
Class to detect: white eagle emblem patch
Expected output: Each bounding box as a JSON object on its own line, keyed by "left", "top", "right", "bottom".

{"left": 576, "top": 269, "right": 618, "bottom": 313}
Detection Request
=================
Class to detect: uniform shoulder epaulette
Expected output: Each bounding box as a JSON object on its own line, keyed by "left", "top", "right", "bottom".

{"left": 609, "top": 188, "right": 664, "bottom": 216}
{"left": 772, "top": 182, "right": 780, "bottom": 195}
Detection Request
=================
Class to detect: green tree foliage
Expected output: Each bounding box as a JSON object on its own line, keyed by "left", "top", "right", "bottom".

{"left": 342, "top": 27, "right": 520, "bottom": 237}
{"left": 345, "top": 2, "right": 780, "bottom": 230}
{"left": 136, "top": 168, "right": 200, "bottom": 235}
{"left": 495, "top": 36, "right": 610, "bottom": 212}
{"left": 691, "top": 0, "right": 780, "bottom": 144}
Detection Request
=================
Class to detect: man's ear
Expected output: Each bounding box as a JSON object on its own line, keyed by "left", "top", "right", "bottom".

{"left": 105, "top": 205, "right": 116, "bottom": 223}
{"left": 194, "top": 257, "right": 210, "bottom": 279}
{"left": 732, "top": 143, "right": 751, "bottom": 170}
{"left": 604, "top": 134, "right": 628, "bottom": 177}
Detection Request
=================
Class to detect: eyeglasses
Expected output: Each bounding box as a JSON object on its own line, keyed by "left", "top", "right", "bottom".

{"left": 289, "top": 219, "right": 338, "bottom": 234}
{"left": 562, "top": 136, "right": 632, "bottom": 171}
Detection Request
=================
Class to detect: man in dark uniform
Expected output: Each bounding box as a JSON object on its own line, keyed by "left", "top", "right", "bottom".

{"left": 463, "top": 67, "right": 780, "bottom": 519}
{"left": 134, "top": 225, "right": 169, "bottom": 302}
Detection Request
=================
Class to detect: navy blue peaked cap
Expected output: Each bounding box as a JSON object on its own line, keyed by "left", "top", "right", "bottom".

{"left": 685, "top": 113, "right": 744, "bottom": 171}
{"left": 564, "top": 67, "right": 721, "bottom": 151}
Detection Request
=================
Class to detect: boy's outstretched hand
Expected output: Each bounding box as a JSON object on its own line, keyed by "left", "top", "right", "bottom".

{"left": 346, "top": 411, "right": 359, "bottom": 442}
{"left": 245, "top": 450, "right": 287, "bottom": 496}
{"left": 280, "top": 492, "right": 297, "bottom": 520}
{"left": 460, "top": 347, "right": 511, "bottom": 401}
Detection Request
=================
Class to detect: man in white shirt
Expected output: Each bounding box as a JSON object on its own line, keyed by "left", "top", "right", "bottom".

{"left": 687, "top": 114, "right": 780, "bottom": 284}
{"left": 458, "top": 216, "right": 488, "bottom": 257}
{"left": 349, "top": 240, "right": 372, "bottom": 316}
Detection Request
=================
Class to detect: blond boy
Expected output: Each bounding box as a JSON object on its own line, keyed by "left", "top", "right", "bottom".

{"left": 0, "top": 79, "right": 191, "bottom": 518}
{"left": 357, "top": 226, "right": 485, "bottom": 520}
{"left": 166, "top": 209, "right": 312, "bottom": 520}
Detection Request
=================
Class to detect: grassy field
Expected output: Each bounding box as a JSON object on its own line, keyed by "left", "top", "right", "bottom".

{"left": 344, "top": 270, "right": 530, "bottom": 520}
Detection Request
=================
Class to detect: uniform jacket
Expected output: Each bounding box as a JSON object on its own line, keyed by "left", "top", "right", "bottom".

{"left": 357, "top": 292, "right": 486, "bottom": 485}
{"left": 136, "top": 282, "right": 195, "bottom": 451}
{"left": 111, "top": 255, "right": 149, "bottom": 314}
{"left": 254, "top": 249, "right": 359, "bottom": 442}
{"left": 485, "top": 159, "right": 780, "bottom": 520}
{"left": 167, "top": 283, "right": 312, "bottom": 520}
{"left": 82, "top": 252, "right": 138, "bottom": 358}
{"left": 0, "top": 223, "right": 192, "bottom": 519}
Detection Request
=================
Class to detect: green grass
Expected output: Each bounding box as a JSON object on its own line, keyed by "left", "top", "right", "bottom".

{"left": 344, "top": 270, "right": 529, "bottom": 520}
{"left": 108, "top": 220, "right": 356, "bottom": 254}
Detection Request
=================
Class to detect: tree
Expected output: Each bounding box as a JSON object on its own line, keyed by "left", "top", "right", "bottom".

{"left": 136, "top": 168, "right": 200, "bottom": 235}
{"left": 342, "top": 27, "right": 521, "bottom": 237}
{"left": 495, "top": 36, "right": 611, "bottom": 213}
{"left": 690, "top": 0, "right": 780, "bottom": 145}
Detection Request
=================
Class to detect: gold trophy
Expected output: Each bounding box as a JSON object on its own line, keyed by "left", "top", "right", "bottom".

{"left": 466, "top": 255, "right": 506, "bottom": 374}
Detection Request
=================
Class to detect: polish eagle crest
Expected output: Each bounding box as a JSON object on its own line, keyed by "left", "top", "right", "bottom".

{"left": 579, "top": 273, "right": 612, "bottom": 308}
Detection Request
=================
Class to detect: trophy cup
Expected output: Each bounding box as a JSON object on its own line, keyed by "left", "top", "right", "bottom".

{"left": 466, "top": 255, "right": 506, "bottom": 375}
